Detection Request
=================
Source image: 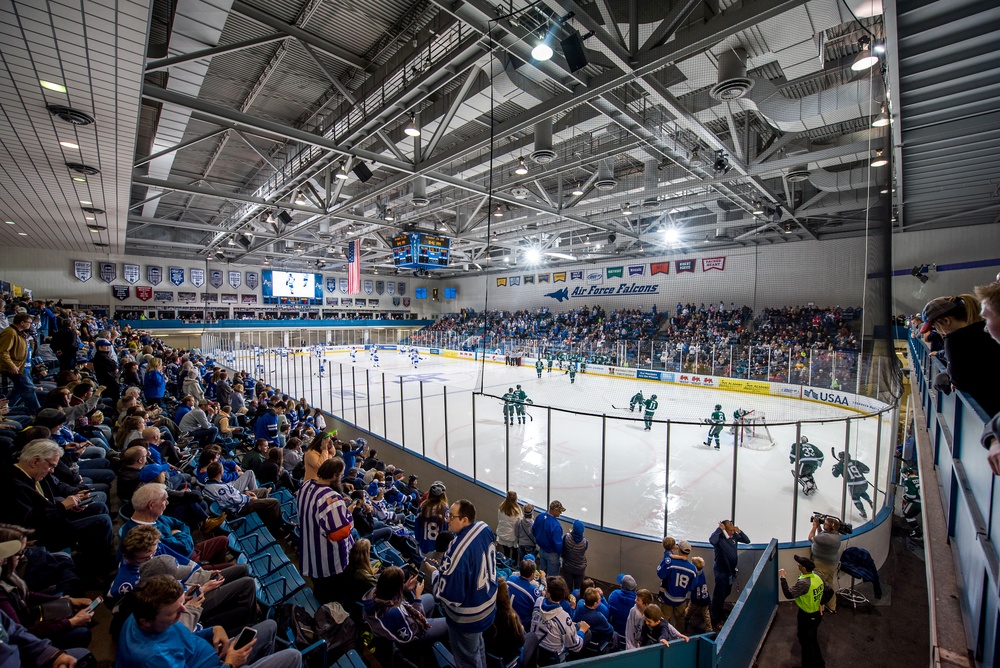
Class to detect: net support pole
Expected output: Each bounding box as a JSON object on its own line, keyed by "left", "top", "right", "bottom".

{"left": 600, "top": 414, "right": 607, "bottom": 529}
{"left": 472, "top": 395, "right": 477, "bottom": 480}
{"left": 382, "top": 371, "right": 387, "bottom": 434}
{"left": 366, "top": 369, "right": 372, "bottom": 429}
{"left": 872, "top": 413, "right": 883, "bottom": 513}
{"left": 664, "top": 421, "right": 671, "bottom": 536}
{"left": 351, "top": 366, "right": 357, "bottom": 422}
{"left": 399, "top": 376, "right": 405, "bottom": 449}
{"left": 443, "top": 386, "right": 450, "bottom": 468}
{"left": 730, "top": 423, "right": 740, "bottom": 522}
{"left": 808, "top": 349, "right": 814, "bottom": 386}
{"left": 505, "top": 412, "right": 511, "bottom": 494}
{"left": 339, "top": 364, "right": 345, "bottom": 416}
{"left": 420, "top": 381, "right": 426, "bottom": 456}
{"left": 546, "top": 406, "right": 552, "bottom": 506}
{"left": 791, "top": 422, "right": 802, "bottom": 542}
{"left": 841, "top": 418, "right": 851, "bottom": 520}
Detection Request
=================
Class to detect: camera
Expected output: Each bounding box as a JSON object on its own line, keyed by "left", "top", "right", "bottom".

{"left": 810, "top": 512, "right": 853, "bottom": 535}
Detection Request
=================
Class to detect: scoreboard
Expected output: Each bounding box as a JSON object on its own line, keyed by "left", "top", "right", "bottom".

{"left": 391, "top": 233, "right": 451, "bottom": 269}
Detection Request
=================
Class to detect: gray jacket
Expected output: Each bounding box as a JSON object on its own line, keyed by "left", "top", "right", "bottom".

{"left": 560, "top": 533, "right": 588, "bottom": 574}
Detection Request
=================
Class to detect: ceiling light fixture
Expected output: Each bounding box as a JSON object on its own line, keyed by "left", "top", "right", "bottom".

{"left": 335, "top": 162, "right": 349, "bottom": 179}
{"left": 571, "top": 182, "right": 584, "bottom": 196}
{"left": 79, "top": 200, "right": 91, "bottom": 205}
{"left": 515, "top": 157, "right": 528, "bottom": 176}
{"left": 531, "top": 31, "right": 554, "bottom": 61}
{"left": 39, "top": 80, "right": 67, "bottom": 93}
{"left": 493, "top": 204, "right": 503, "bottom": 217}
{"left": 622, "top": 202, "right": 632, "bottom": 215}
{"left": 713, "top": 150, "right": 732, "bottom": 174}
{"left": 72, "top": 176, "right": 87, "bottom": 182}
{"left": 689, "top": 147, "right": 703, "bottom": 167}
{"left": 4, "top": 221, "right": 15, "bottom": 225}
{"left": 384, "top": 208, "right": 394, "bottom": 221}
{"left": 404, "top": 113, "right": 421, "bottom": 137}
{"left": 752, "top": 200, "right": 765, "bottom": 216}
{"left": 59, "top": 141, "right": 79, "bottom": 149}
{"left": 17, "top": 232, "right": 27, "bottom": 236}
{"left": 870, "top": 149, "right": 888, "bottom": 168}
{"left": 663, "top": 228, "right": 680, "bottom": 244}
{"left": 872, "top": 105, "right": 890, "bottom": 127}
{"left": 851, "top": 36, "right": 879, "bottom": 72}
{"left": 294, "top": 192, "right": 307, "bottom": 205}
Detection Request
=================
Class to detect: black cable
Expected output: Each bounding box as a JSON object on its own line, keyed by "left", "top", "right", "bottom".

{"left": 477, "top": 20, "right": 499, "bottom": 393}
{"left": 841, "top": 0, "right": 877, "bottom": 39}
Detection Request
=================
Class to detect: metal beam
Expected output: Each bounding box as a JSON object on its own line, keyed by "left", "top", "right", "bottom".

{"left": 133, "top": 129, "right": 227, "bottom": 168}
{"left": 145, "top": 33, "right": 288, "bottom": 72}
{"left": 641, "top": 0, "right": 704, "bottom": 52}
{"left": 234, "top": 131, "right": 278, "bottom": 170}
{"left": 422, "top": 65, "right": 481, "bottom": 160}
{"left": 593, "top": 0, "right": 627, "bottom": 50}
{"left": 128, "top": 190, "right": 173, "bottom": 210}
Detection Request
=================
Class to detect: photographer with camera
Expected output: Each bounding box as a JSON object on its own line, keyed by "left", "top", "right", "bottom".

{"left": 808, "top": 514, "right": 843, "bottom": 613}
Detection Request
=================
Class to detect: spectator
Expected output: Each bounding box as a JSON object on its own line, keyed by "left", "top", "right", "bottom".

{"left": 178, "top": 401, "right": 218, "bottom": 446}
{"left": 0, "top": 314, "right": 40, "bottom": 412}
{"left": 297, "top": 458, "right": 358, "bottom": 603}
{"left": 416, "top": 481, "right": 449, "bottom": 558}
{"left": 530, "top": 576, "right": 588, "bottom": 665}
{"left": 808, "top": 516, "right": 842, "bottom": 613}
{"left": 0, "top": 607, "right": 87, "bottom": 667}
{"left": 343, "top": 538, "right": 378, "bottom": 605}
{"left": 195, "top": 448, "right": 257, "bottom": 491}
{"left": 484, "top": 578, "right": 525, "bottom": 664}
{"left": 201, "top": 462, "right": 286, "bottom": 538}
{"left": 302, "top": 432, "right": 331, "bottom": 482}
{"left": 241, "top": 439, "right": 269, "bottom": 474}
{"left": 560, "top": 520, "right": 588, "bottom": 594}
{"left": 49, "top": 319, "right": 80, "bottom": 375}
{"left": 974, "top": 280, "right": 1000, "bottom": 474}
{"left": 506, "top": 558, "right": 544, "bottom": 631}
{"left": 624, "top": 589, "right": 653, "bottom": 649}
{"left": 639, "top": 604, "right": 688, "bottom": 647}
{"left": 779, "top": 556, "right": 826, "bottom": 668}
{"left": 178, "top": 361, "right": 205, "bottom": 403}
{"left": 92, "top": 339, "right": 119, "bottom": 401}
{"left": 574, "top": 587, "right": 614, "bottom": 648}
{"left": 608, "top": 574, "right": 637, "bottom": 638}
{"left": 685, "top": 557, "right": 712, "bottom": 635}
{"left": 515, "top": 504, "right": 536, "bottom": 562}
{"left": 257, "top": 447, "right": 296, "bottom": 492}
{"left": 656, "top": 539, "right": 696, "bottom": 633}
{"left": 709, "top": 520, "right": 749, "bottom": 627}
{"left": 363, "top": 565, "right": 448, "bottom": 665}
{"left": 142, "top": 357, "right": 167, "bottom": 407}
{"left": 418, "top": 531, "right": 454, "bottom": 584}
{"left": 496, "top": 491, "right": 522, "bottom": 561}
{"left": 431, "top": 499, "right": 497, "bottom": 668}
{"left": 282, "top": 438, "right": 303, "bottom": 475}
{"left": 115, "top": 575, "right": 301, "bottom": 668}
{"left": 532, "top": 500, "right": 566, "bottom": 578}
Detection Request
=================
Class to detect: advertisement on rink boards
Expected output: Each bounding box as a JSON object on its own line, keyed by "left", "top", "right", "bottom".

{"left": 717, "top": 378, "right": 771, "bottom": 395}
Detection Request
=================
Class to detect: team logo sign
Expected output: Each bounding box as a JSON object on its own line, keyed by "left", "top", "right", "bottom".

{"left": 397, "top": 281, "right": 406, "bottom": 295}
{"left": 136, "top": 286, "right": 153, "bottom": 301}
{"left": 147, "top": 266, "right": 163, "bottom": 285}
{"left": 570, "top": 270, "right": 583, "bottom": 281}
{"left": 169, "top": 267, "right": 185, "bottom": 286}
{"left": 339, "top": 278, "right": 348, "bottom": 293}
{"left": 363, "top": 280, "right": 373, "bottom": 295}
{"left": 386, "top": 282, "right": 395, "bottom": 295}
{"left": 190, "top": 268, "right": 205, "bottom": 287}
{"left": 123, "top": 264, "right": 140, "bottom": 284}
{"left": 209, "top": 270, "right": 223, "bottom": 288}
{"left": 99, "top": 262, "right": 117, "bottom": 283}
{"left": 246, "top": 272, "right": 258, "bottom": 289}
{"left": 375, "top": 281, "right": 384, "bottom": 295}
{"left": 228, "top": 271, "right": 242, "bottom": 289}
{"left": 112, "top": 285, "right": 129, "bottom": 300}
{"left": 586, "top": 271, "right": 603, "bottom": 285}
{"left": 702, "top": 256, "right": 726, "bottom": 271}
{"left": 326, "top": 277, "right": 337, "bottom": 293}
{"left": 392, "top": 297, "right": 400, "bottom": 306}
{"left": 402, "top": 298, "right": 410, "bottom": 306}
{"left": 74, "top": 260, "right": 93, "bottom": 282}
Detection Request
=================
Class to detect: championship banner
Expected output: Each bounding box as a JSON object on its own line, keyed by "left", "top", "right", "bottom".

{"left": 123, "top": 264, "right": 140, "bottom": 284}
{"left": 523, "top": 275, "right": 534, "bottom": 284}
{"left": 675, "top": 260, "right": 695, "bottom": 273}
{"left": 392, "top": 297, "right": 401, "bottom": 306}
{"left": 200, "top": 293, "right": 218, "bottom": 302}
{"left": 355, "top": 299, "right": 366, "bottom": 306}
{"left": 169, "top": 267, "right": 185, "bottom": 286}
{"left": 397, "top": 281, "right": 406, "bottom": 295}
{"left": 606, "top": 266, "right": 623, "bottom": 279}
{"left": 538, "top": 274, "right": 550, "bottom": 283}
{"left": 190, "top": 268, "right": 205, "bottom": 288}
{"left": 241, "top": 294, "right": 257, "bottom": 304}
{"left": 570, "top": 270, "right": 583, "bottom": 281}
{"left": 375, "top": 281, "right": 384, "bottom": 295}
{"left": 326, "top": 297, "right": 338, "bottom": 306}
{"left": 402, "top": 298, "right": 410, "bottom": 306}
{"left": 628, "top": 265, "right": 644, "bottom": 276}
{"left": 221, "top": 293, "right": 237, "bottom": 304}
{"left": 586, "top": 270, "right": 603, "bottom": 285}
{"left": 510, "top": 276, "right": 521, "bottom": 286}
{"left": 246, "top": 272, "right": 258, "bottom": 289}
{"left": 369, "top": 299, "right": 379, "bottom": 306}
{"left": 99, "top": 262, "right": 116, "bottom": 283}
{"left": 497, "top": 277, "right": 507, "bottom": 287}
{"left": 386, "top": 282, "right": 395, "bottom": 295}
{"left": 177, "top": 291, "right": 196, "bottom": 303}
{"left": 209, "top": 270, "right": 223, "bottom": 288}
{"left": 153, "top": 290, "right": 173, "bottom": 302}
{"left": 326, "top": 277, "right": 337, "bottom": 293}
{"left": 339, "top": 278, "right": 348, "bottom": 293}
{"left": 228, "top": 271, "right": 241, "bottom": 289}
{"left": 147, "top": 266, "right": 163, "bottom": 285}
{"left": 363, "top": 280, "right": 373, "bottom": 295}
{"left": 651, "top": 262, "right": 671, "bottom": 275}
{"left": 136, "top": 287, "right": 153, "bottom": 301}
{"left": 74, "top": 260, "right": 92, "bottom": 282}
{"left": 553, "top": 272, "right": 566, "bottom": 283}
{"left": 112, "top": 285, "right": 129, "bottom": 301}
{"left": 702, "top": 256, "right": 726, "bottom": 271}
{"left": 341, "top": 299, "right": 353, "bottom": 307}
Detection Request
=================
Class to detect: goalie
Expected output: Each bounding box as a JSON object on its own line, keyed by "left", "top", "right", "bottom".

{"left": 789, "top": 436, "right": 824, "bottom": 496}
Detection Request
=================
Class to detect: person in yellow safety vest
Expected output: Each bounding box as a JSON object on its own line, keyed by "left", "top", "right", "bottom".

{"left": 779, "top": 554, "right": 826, "bottom": 668}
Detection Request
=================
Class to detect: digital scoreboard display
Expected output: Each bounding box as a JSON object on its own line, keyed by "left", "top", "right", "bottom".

{"left": 391, "top": 233, "right": 451, "bottom": 270}
{"left": 261, "top": 270, "right": 323, "bottom": 305}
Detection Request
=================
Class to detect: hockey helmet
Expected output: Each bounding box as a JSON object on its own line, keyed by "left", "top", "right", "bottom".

{"left": 516, "top": 384, "right": 522, "bottom": 389}
{"left": 800, "top": 435, "right": 809, "bottom": 444}
{"left": 715, "top": 404, "right": 722, "bottom": 410}
{"left": 508, "top": 387, "right": 514, "bottom": 393}
{"left": 651, "top": 394, "right": 657, "bottom": 400}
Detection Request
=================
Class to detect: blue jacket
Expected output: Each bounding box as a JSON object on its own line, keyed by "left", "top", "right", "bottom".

{"left": 143, "top": 369, "right": 166, "bottom": 399}
{"left": 0, "top": 609, "right": 63, "bottom": 668}
{"left": 659, "top": 558, "right": 698, "bottom": 605}
{"left": 254, "top": 410, "right": 279, "bottom": 443}
{"left": 532, "top": 512, "right": 563, "bottom": 554}
{"left": 691, "top": 569, "right": 710, "bottom": 606}
{"left": 506, "top": 573, "right": 543, "bottom": 629}
{"left": 116, "top": 616, "right": 219, "bottom": 668}
{"left": 431, "top": 521, "right": 497, "bottom": 632}
{"left": 573, "top": 605, "right": 614, "bottom": 643}
{"left": 709, "top": 527, "right": 750, "bottom": 577}
{"left": 607, "top": 588, "right": 636, "bottom": 636}
{"left": 121, "top": 515, "right": 194, "bottom": 557}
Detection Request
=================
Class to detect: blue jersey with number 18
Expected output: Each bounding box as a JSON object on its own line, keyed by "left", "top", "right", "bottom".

{"left": 432, "top": 521, "right": 498, "bottom": 632}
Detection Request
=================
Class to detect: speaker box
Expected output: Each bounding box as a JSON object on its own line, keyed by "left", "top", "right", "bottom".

{"left": 277, "top": 211, "right": 293, "bottom": 226}
{"left": 561, "top": 33, "right": 588, "bottom": 73}
{"left": 352, "top": 162, "right": 373, "bottom": 183}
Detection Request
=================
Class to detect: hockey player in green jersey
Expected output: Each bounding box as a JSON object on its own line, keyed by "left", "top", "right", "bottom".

{"left": 568, "top": 364, "right": 577, "bottom": 384}
{"left": 730, "top": 407, "right": 751, "bottom": 434}
{"left": 643, "top": 394, "right": 658, "bottom": 430}
{"left": 789, "top": 435, "right": 825, "bottom": 496}
{"left": 502, "top": 387, "right": 515, "bottom": 425}
{"left": 704, "top": 404, "right": 725, "bottom": 448}
{"left": 535, "top": 358, "right": 544, "bottom": 378}
{"left": 579, "top": 358, "right": 587, "bottom": 373}
{"left": 513, "top": 384, "right": 532, "bottom": 424}
{"left": 629, "top": 390, "right": 645, "bottom": 412}
{"left": 832, "top": 451, "right": 876, "bottom": 518}
{"left": 558, "top": 352, "right": 567, "bottom": 370}
{"left": 547, "top": 355, "right": 554, "bottom": 373}
{"left": 901, "top": 466, "right": 921, "bottom": 538}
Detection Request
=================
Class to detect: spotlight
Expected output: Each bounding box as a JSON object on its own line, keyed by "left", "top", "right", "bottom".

{"left": 335, "top": 162, "right": 349, "bottom": 179}
{"left": 515, "top": 157, "right": 528, "bottom": 175}
{"left": 871, "top": 149, "right": 887, "bottom": 168}
{"left": 384, "top": 208, "right": 394, "bottom": 222}
{"left": 608, "top": 233, "right": 616, "bottom": 244}
{"left": 689, "top": 147, "right": 703, "bottom": 167}
{"left": 294, "top": 191, "right": 307, "bottom": 205}
{"left": 752, "top": 200, "right": 764, "bottom": 216}
{"left": 851, "top": 36, "right": 879, "bottom": 72}
{"left": 572, "top": 182, "right": 584, "bottom": 196}
{"left": 265, "top": 211, "right": 276, "bottom": 224}
{"left": 584, "top": 235, "right": 590, "bottom": 245}
{"left": 770, "top": 204, "right": 782, "bottom": 222}
{"left": 525, "top": 248, "right": 541, "bottom": 263}
{"left": 493, "top": 204, "right": 503, "bottom": 218}
{"left": 872, "top": 105, "right": 890, "bottom": 128}
{"left": 404, "top": 112, "right": 421, "bottom": 137}
{"left": 713, "top": 150, "right": 731, "bottom": 174}
{"left": 663, "top": 228, "right": 680, "bottom": 244}
{"left": 531, "top": 31, "right": 554, "bottom": 61}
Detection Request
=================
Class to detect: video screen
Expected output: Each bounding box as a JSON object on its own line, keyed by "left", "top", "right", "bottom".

{"left": 415, "top": 287, "right": 427, "bottom": 299}
{"left": 444, "top": 287, "right": 457, "bottom": 299}
{"left": 262, "top": 270, "right": 321, "bottom": 298}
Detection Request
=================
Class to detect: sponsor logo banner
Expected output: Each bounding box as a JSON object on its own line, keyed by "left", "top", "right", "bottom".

{"left": 246, "top": 272, "right": 258, "bottom": 289}
{"left": 375, "top": 281, "right": 384, "bottom": 295}
{"left": 606, "top": 266, "right": 623, "bottom": 278}
{"left": 717, "top": 378, "right": 770, "bottom": 394}
{"left": 153, "top": 290, "right": 173, "bottom": 302}
{"left": 650, "top": 262, "right": 670, "bottom": 275}
{"left": 74, "top": 260, "right": 92, "bottom": 282}
{"left": 663, "top": 372, "right": 675, "bottom": 383}
{"left": 628, "top": 265, "right": 644, "bottom": 276}
{"left": 136, "top": 286, "right": 153, "bottom": 301}
{"left": 241, "top": 294, "right": 257, "bottom": 304}
{"left": 112, "top": 285, "right": 129, "bottom": 300}
{"left": 429, "top": 349, "right": 441, "bottom": 355}
{"left": 458, "top": 351, "right": 475, "bottom": 359}
{"left": 802, "top": 388, "right": 850, "bottom": 406}
{"left": 99, "top": 262, "right": 116, "bottom": 283}
{"left": 523, "top": 275, "right": 534, "bottom": 284}
{"left": 190, "top": 269, "right": 205, "bottom": 287}
{"left": 363, "top": 280, "right": 373, "bottom": 294}
{"left": 221, "top": 293, "right": 238, "bottom": 303}
{"left": 339, "top": 278, "right": 348, "bottom": 293}
{"left": 537, "top": 274, "right": 550, "bottom": 283}
{"left": 402, "top": 298, "right": 410, "bottom": 306}
{"left": 497, "top": 277, "right": 507, "bottom": 287}
{"left": 177, "top": 291, "right": 197, "bottom": 303}
{"left": 606, "top": 367, "right": 636, "bottom": 378}
{"left": 509, "top": 276, "right": 521, "bottom": 286}
{"left": 209, "top": 270, "right": 223, "bottom": 288}
{"left": 397, "top": 281, "right": 406, "bottom": 295}
{"left": 392, "top": 297, "right": 400, "bottom": 306}
{"left": 570, "top": 270, "right": 583, "bottom": 281}
{"left": 123, "top": 264, "right": 140, "bottom": 284}
{"left": 229, "top": 271, "right": 242, "bottom": 289}
{"left": 702, "top": 256, "right": 726, "bottom": 271}
{"left": 775, "top": 384, "right": 801, "bottom": 398}
{"left": 169, "top": 267, "right": 185, "bottom": 286}
{"left": 636, "top": 369, "right": 661, "bottom": 381}
{"left": 675, "top": 260, "right": 696, "bottom": 273}
{"left": 147, "top": 265, "right": 163, "bottom": 285}
{"left": 586, "top": 270, "right": 603, "bottom": 285}
{"left": 553, "top": 272, "right": 566, "bottom": 283}
{"left": 200, "top": 292, "right": 218, "bottom": 302}
{"left": 386, "top": 281, "right": 395, "bottom": 295}
{"left": 677, "top": 374, "right": 716, "bottom": 386}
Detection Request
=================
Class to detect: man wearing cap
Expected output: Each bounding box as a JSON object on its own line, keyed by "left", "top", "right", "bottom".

{"left": 608, "top": 574, "right": 637, "bottom": 637}
{"left": 532, "top": 500, "right": 566, "bottom": 578}
{"left": 0, "top": 313, "right": 41, "bottom": 413}
{"left": 779, "top": 555, "right": 826, "bottom": 668}
{"left": 657, "top": 540, "right": 697, "bottom": 632}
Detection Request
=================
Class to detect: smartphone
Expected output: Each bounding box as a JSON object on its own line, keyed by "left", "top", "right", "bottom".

{"left": 185, "top": 585, "right": 202, "bottom": 600}
{"left": 211, "top": 571, "right": 224, "bottom": 581}
{"left": 233, "top": 626, "right": 257, "bottom": 650}
{"left": 416, "top": 572, "right": 425, "bottom": 584}
{"left": 85, "top": 597, "right": 103, "bottom": 613}
{"left": 77, "top": 495, "right": 96, "bottom": 507}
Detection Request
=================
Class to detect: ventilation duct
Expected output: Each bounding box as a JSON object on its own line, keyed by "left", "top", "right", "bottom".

{"left": 595, "top": 158, "right": 617, "bottom": 191}
{"left": 642, "top": 160, "right": 659, "bottom": 207}
{"left": 710, "top": 48, "right": 753, "bottom": 101}
{"left": 807, "top": 166, "right": 872, "bottom": 192}
{"left": 714, "top": 228, "right": 728, "bottom": 239}
{"left": 411, "top": 176, "right": 429, "bottom": 207}
{"left": 786, "top": 166, "right": 811, "bottom": 183}
{"left": 530, "top": 119, "right": 557, "bottom": 164}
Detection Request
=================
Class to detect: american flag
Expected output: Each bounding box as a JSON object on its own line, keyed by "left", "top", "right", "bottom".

{"left": 347, "top": 239, "right": 361, "bottom": 294}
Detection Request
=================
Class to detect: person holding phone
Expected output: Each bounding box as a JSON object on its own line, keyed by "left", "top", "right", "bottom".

{"left": 297, "top": 457, "right": 355, "bottom": 603}
{"left": 116, "top": 575, "right": 301, "bottom": 668}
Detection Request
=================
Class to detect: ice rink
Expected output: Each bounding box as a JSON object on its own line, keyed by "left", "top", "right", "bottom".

{"left": 226, "top": 347, "right": 893, "bottom": 544}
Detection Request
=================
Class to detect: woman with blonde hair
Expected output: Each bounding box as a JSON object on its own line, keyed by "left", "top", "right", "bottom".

{"left": 180, "top": 360, "right": 205, "bottom": 402}
{"left": 497, "top": 491, "right": 522, "bottom": 560}
{"left": 115, "top": 416, "right": 146, "bottom": 451}
{"left": 343, "top": 538, "right": 378, "bottom": 603}
{"left": 304, "top": 431, "right": 333, "bottom": 482}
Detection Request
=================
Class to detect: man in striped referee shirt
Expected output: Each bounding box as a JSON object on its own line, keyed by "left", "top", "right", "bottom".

{"left": 297, "top": 459, "right": 360, "bottom": 603}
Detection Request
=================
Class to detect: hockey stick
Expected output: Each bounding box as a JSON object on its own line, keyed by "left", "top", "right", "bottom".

{"left": 611, "top": 404, "right": 628, "bottom": 410}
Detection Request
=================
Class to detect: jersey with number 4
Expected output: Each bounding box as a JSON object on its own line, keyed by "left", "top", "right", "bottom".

{"left": 431, "top": 521, "right": 498, "bottom": 632}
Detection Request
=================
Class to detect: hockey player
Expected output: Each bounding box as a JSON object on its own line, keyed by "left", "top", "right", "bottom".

{"left": 372, "top": 351, "right": 380, "bottom": 368}
{"left": 350, "top": 347, "right": 357, "bottom": 363}
{"left": 502, "top": 387, "right": 516, "bottom": 425}
{"left": 558, "top": 352, "right": 567, "bottom": 371}
{"left": 704, "top": 405, "right": 725, "bottom": 449}
{"left": 789, "top": 436, "right": 824, "bottom": 496}
{"left": 901, "top": 465, "right": 922, "bottom": 539}
{"left": 514, "top": 385, "right": 532, "bottom": 424}
{"left": 535, "top": 358, "right": 544, "bottom": 378}
{"left": 730, "top": 407, "right": 751, "bottom": 434}
{"left": 318, "top": 360, "right": 327, "bottom": 379}
{"left": 629, "top": 390, "right": 645, "bottom": 412}
{"left": 568, "top": 363, "right": 577, "bottom": 384}
{"left": 410, "top": 348, "right": 420, "bottom": 369}
{"left": 547, "top": 355, "right": 554, "bottom": 374}
{"left": 643, "top": 395, "right": 659, "bottom": 431}
{"left": 832, "top": 451, "right": 876, "bottom": 518}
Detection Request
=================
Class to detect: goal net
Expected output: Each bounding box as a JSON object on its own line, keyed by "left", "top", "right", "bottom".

{"left": 738, "top": 412, "right": 775, "bottom": 450}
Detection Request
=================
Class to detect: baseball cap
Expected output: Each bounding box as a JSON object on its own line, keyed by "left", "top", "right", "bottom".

{"left": 677, "top": 540, "right": 692, "bottom": 554}
{"left": 617, "top": 574, "right": 637, "bottom": 591}
{"left": 429, "top": 481, "right": 446, "bottom": 498}
{"left": 35, "top": 408, "right": 67, "bottom": 426}
{"left": 920, "top": 296, "right": 961, "bottom": 333}
{"left": 549, "top": 500, "right": 566, "bottom": 512}
{"left": 793, "top": 554, "right": 816, "bottom": 571}
{"left": 0, "top": 540, "right": 22, "bottom": 560}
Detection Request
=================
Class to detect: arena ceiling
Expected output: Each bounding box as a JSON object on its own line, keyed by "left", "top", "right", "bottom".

{"left": 1, "top": 0, "right": 995, "bottom": 276}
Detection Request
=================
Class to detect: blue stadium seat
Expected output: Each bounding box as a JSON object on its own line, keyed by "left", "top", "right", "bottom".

{"left": 256, "top": 562, "right": 307, "bottom": 608}
{"left": 246, "top": 543, "right": 291, "bottom": 578}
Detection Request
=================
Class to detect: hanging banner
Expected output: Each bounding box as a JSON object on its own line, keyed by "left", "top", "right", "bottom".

{"left": 510, "top": 276, "right": 521, "bottom": 286}
{"left": 74, "top": 260, "right": 93, "bottom": 282}
{"left": 339, "top": 278, "right": 348, "bottom": 293}
{"left": 397, "top": 281, "right": 406, "bottom": 295}
{"left": 99, "top": 262, "right": 117, "bottom": 283}
{"left": 123, "top": 264, "right": 140, "bottom": 284}
{"left": 363, "top": 280, "right": 373, "bottom": 295}
{"left": 375, "top": 280, "right": 384, "bottom": 295}
{"left": 169, "top": 267, "right": 185, "bottom": 286}
{"left": 496, "top": 277, "right": 507, "bottom": 287}
{"left": 702, "top": 256, "right": 726, "bottom": 271}
{"left": 553, "top": 272, "right": 566, "bottom": 283}
{"left": 570, "top": 270, "right": 583, "bottom": 281}
{"left": 190, "top": 268, "right": 205, "bottom": 287}
{"left": 112, "top": 285, "right": 129, "bottom": 301}
{"left": 136, "top": 286, "right": 153, "bottom": 301}
{"left": 326, "top": 277, "right": 337, "bottom": 293}
{"left": 153, "top": 290, "right": 174, "bottom": 302}
{"left": 606, "top": 266, "right": 623, "bottom": 279}
{"left": 209, "top": 270, "right": 223, "bottom": 288}
{"left": 402, "top": 298, "right": 410, "bottom": 306}
{"left": 245, "top": 272, "right": 258, "bottom": 289}
{"left": 651, "top": 262, "right": 671, "bottom": 275}
{"left": 523, "top": 275, "right": 535, "bottom": 284}
{"left": 228, "top": 271, "right": 241, "bottom": 289}
{"left": 147, "top": 265, "right": 163, "bottom": 285}
{"left": 628, "top": 265, "right": 645, "bottom": 276}
{"left": 586, "top": 270, "right": 603, "bottom": 285}
{"left": 538, "top": 274, "right": 550, "bottom": 283}
{"left": 392, "top": 297, "right": 401, "bottom": 306}
{"left": 177, "top": 291, "right": 197, "bottom": 303}
{"left": 386, "top": 281, "right": 395, "bottom": 295}
{"left": 675, "top": 259, "right": 695, "bottom": 273}
{"left": 221, "top": 293, "right": 237, "bottom": 304}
